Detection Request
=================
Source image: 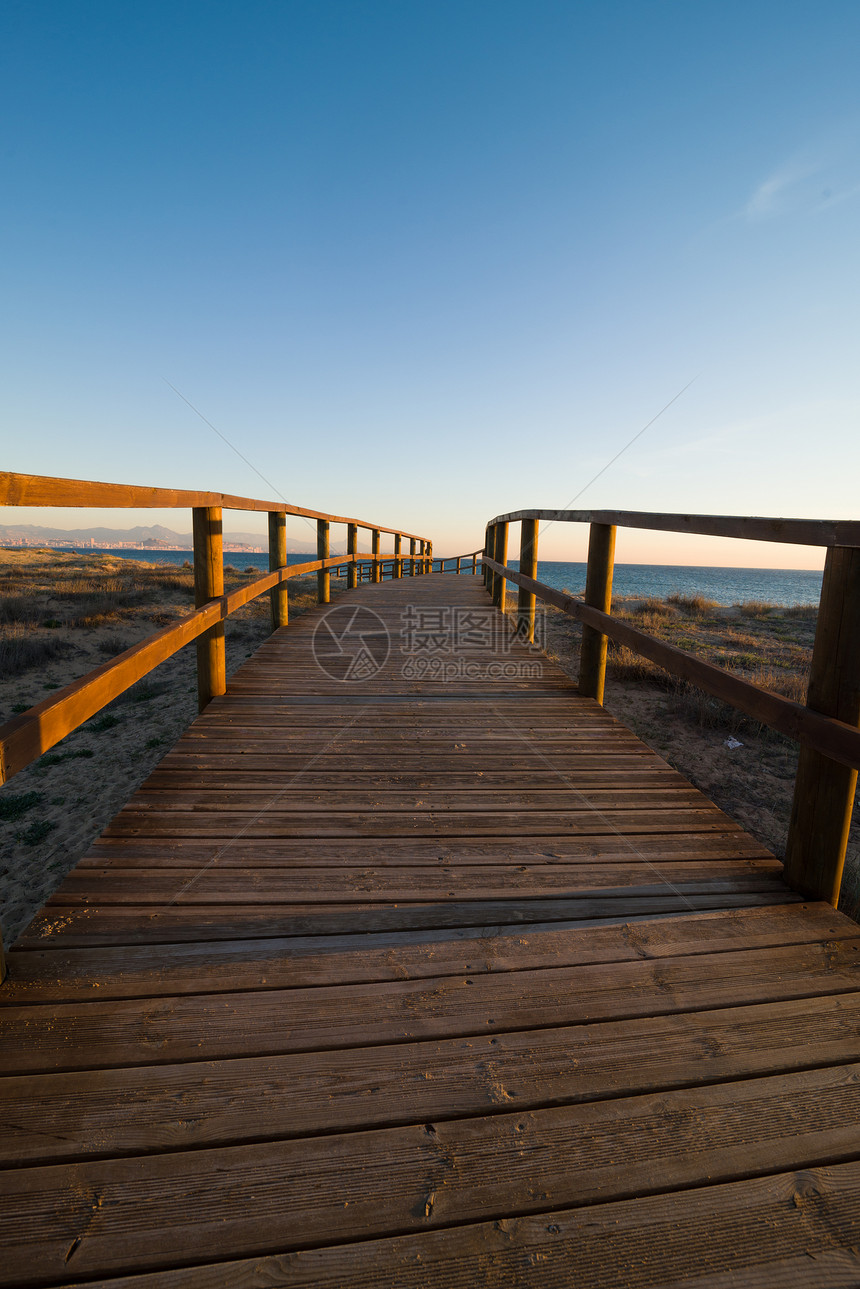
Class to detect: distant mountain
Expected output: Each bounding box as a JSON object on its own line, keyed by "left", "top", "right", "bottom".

{"left": 0, "top": 523, "right": 318, "bottom": 553}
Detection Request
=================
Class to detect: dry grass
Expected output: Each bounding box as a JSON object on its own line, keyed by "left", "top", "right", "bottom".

{"left": 667, "top": 591, "right": 719, "bottom": 616}
{"left": 0, "top": 625, "right": 72, "bottom": 677}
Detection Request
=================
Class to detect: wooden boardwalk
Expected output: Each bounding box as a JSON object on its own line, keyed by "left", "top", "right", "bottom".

{"left": 2, "top": 572, "right": 860, "bottom": 1287}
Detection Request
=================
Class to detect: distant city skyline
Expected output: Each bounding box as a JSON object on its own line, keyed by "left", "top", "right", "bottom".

{"left": 2, "top": 2, "right": 858, "bottom": 570}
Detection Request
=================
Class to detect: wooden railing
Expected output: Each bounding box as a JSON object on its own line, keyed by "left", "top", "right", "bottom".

{"left": 478, "top": 508, "right": 860, "bottom": 909}
{"left": 0, "top": 472, "right": 432, "bottom": 788}
{"left": 432, "top": 550, "right": 482, "bottom": 575}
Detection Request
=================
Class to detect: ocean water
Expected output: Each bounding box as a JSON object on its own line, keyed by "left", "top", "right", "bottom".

{"left": 526, "top": 561, "right": 823, "bottom": 607}
{"left": 70, "top": 548, "right": 823, "bottom": 607}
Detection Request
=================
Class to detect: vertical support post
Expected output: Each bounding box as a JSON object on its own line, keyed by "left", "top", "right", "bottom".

{"left": 417, "top": 540, "right": 424, "bottom": 575}
{"left": 193, "top": 506, "right": 226, "bottom": 712}
{"left": 394, "top": 533, "right": 402, "bottom": 578}
{"left": 372, "top": 529, "right": 381, "bottom": 582}
{"left": 455, "top": 556, "right": 461, "bottom": 574}
{"left": 578, "top": 522, "right": 616, "bottom": 704}
{"left": 517, "top": 517, "right": 539, "bottom": 642}
{"left": 347, "top": 523, "right": 358, "bottom": 589}
{"left": 472, "top": 552, "right": 477, "bottom": 575}
{"left": 268, "top": 511, "right": 288, "bottom": 632}
{"left": 483, "top": 527, "right": 493, "bottom": 591}
{"left": 409, "top": 538, "right": 416, "bottom": 576}
{"left": 784, "top": 546, "right": 860, "bottom": 904}
{"left": 317, "top": 518, "right": 330, "bottom": 604}
{"left": 427, "top": 541, "right": 433, "bottom": 574}
{"left": 491, "top": 522, "right": 508, "bottom": 610}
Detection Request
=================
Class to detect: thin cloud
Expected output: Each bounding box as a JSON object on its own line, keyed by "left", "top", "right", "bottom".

{"left": 742, "top": 135, "right": 860, "bottom": 222}
{"left": 744, "top": 155, "right": 824, "bottom": 220}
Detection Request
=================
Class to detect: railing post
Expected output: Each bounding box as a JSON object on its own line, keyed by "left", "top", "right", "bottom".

{"left": 193, "top": 505, "right": 226, "bottom": 712}
{"left": 427, "top": 541, "right": 433, "bottom": 574}
{"left": 578, "top": 522, "right": 616, "bottom": 703}
{"left": 372, "top": 529, "right": 381, "bottom": 582}
{"left": 483, "top": 526, "right": 493, "bottom": 592}
{"left": 517, "top": 517, "right": 539, "bottom": 642}
{"left": 456, "top": 556, "right": 461, "bottom": 574}
{"left": 317, "top": 518, "right": 330, "bottom": 604}
{"left": 472, "top": 551, "right": 477, "bottom": 575}
{"left": 492, "top": 522, "right": 508, "bottom": 610}
{"left": 394, "top": 534, "right": 402, "bottom": 578}
{"left": 784, "top": 546, "right": 860, "bottom": 904}
{"left": 347, "top": 523, "right": 358, "bottom": 589}
{"left": 410, "top": 538, "right": 416, "bottom": 576}
{"left": 268, "top": 512, "right": 288, "bottom": 632}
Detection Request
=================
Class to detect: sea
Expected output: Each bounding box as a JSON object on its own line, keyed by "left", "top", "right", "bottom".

{"left": 72, "top": 548, "right": 824, "bottom": 608}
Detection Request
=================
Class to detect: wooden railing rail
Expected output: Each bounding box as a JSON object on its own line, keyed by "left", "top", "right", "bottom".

{"left": 0, "top": 553, "right": 370, "bottom": 786}
{"left": 0, "top": 472, "right": 426, "bottom": 540}
{"left": 488, "top": 507, "right": 860, "bottom": 550}
{"left": 434, "top": 550, "right": 482, "bottom": 574}
{"left": 480, "top": 507, "right": 860, "bottom": 909}
{"left": 0, "top": 471, "right": 431, "bottom": 791}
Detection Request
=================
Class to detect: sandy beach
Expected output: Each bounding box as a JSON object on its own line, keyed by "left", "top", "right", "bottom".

{"left": 1, "top": 552, "right": 857, "bottom": 947}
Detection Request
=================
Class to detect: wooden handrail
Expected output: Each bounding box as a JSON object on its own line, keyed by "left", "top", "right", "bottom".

{"left": 0, "top": 471, "right": 427, "bottom": 541}
{"left": 482, "top": 555, "right": 860, "bottom": 771}
{"left": 0, "top": 553, "right": 364, "bottom": 784}
{"left": 480, "top": 505, "right": 860, "bottom": 910}
{"left": 486, "top": 507, "right": 860, "bottom": 549}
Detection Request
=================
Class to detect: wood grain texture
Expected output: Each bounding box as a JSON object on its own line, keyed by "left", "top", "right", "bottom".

{"left": 2, "top": 572, "right": 859, "bottom": 1286}
{"left": 45, "top": 1161, "right": 860, "bottom": 1288}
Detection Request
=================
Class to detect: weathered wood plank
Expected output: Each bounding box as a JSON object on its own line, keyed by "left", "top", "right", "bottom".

{"left": 2, "top": 938, "right": 857, "bottom": 1074}
{"left": 97, "top": 808, "right": 744, "bottom": 838}
{"left": 3, "top": 1064, "right": 860, "bottom": 1284}
{"left": 46, "top": 861, "right": 786, "bottom": 906}
{"left": 2, "top": 993, "right": 860, "bottom": 1166}
{"left": 77, "top": 831, "right": 775, "bottom": 868}
{"left": 15, "top": 892, "right": 801, "bottom": 947}
{"left": 7, "top": 903, "right": 842, "bottom": 1004}
{"left": 44, "top": 1161, "right": 860, "bottom": 1289}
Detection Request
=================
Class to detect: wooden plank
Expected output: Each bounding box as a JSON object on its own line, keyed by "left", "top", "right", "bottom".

{"left": 119, "top": 787, "right": 713, "bottom": 812}
{"left": 2, "top": 904, "right": 850, "bottom": 1004}
{"left": 15, "top": 892, "right": 800, "bottom": 947}
{"left": 2, "top": 938, "right": 856, "bottom": 1074}
{"left": 138, "top": 767, "right": 694, "bottom": 791}
{"left": 42, "top": 1160, "right": 860, "bottom": 1289}
{"left": 47, "top": 861, "right": 786, "bottom": 906}
{"left": 95, "top": 807, "right": 745, "bottom": 838}
{"left": 2, "top": 992, "right": 860, "bottom": 1166}
{"left": 3, "top": 1064, "right": 860, "bottom": 1284}
{"left": 78, "top": 831, "right": 775, "bottom": 868}
{"left": 0, "top": 470, "right": 428, "bottom": 538}
{"left": 487, "top": 505, "right": 860, "bottom": 549}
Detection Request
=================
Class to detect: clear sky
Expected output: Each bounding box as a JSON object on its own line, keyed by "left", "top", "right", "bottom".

{"left": 2, "top": 1, "right": 858, "bottom": 566}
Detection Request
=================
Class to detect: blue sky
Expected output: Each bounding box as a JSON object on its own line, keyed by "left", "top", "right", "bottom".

{"left": 2, "top": 1, "right": 858, "bottom": 565}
